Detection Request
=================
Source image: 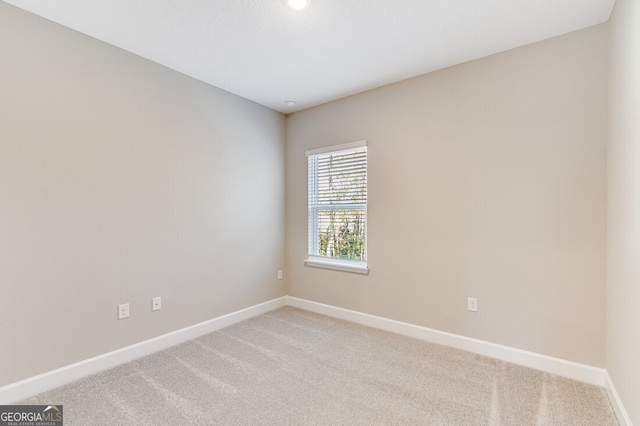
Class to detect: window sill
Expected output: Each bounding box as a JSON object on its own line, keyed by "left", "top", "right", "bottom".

{"left": 304, "top": 257, "right": 369, "bottom": 275}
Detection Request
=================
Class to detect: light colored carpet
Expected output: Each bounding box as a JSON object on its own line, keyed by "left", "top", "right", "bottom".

{"left": 21, "top": 307, "right": 618, "bottom": 425}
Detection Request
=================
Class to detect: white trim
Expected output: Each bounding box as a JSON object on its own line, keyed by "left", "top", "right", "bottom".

{"left": 305, "top": 140, "right": 367, "bottom": 157}
{"left": 304, "top": 257, "right": 369, "bottom": 274}
{"left": 285, "top": 296, "right": 606, "bottom": 387}
{"left": 605, "top": 371, "right": 633, "bottom": 426}
{"left": 0, "top": 297, "right": 286, "bottom": 405}
{"left": 3, "top": 293, "right": 627, "bottom": 419}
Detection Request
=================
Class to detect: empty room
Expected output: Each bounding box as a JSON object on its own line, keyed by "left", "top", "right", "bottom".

{"left": 0, "top": 0, "right": 637, "bottom": 424}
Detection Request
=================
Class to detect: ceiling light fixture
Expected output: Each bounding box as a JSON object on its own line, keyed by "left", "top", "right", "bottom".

{"left": 285, "top": 0, "right": 311, "bottom": 11}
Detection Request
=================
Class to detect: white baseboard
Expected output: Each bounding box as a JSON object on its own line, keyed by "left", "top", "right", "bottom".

{"left": 605, "top": 371, "right": 633, "bottom": 426}
{"left": 3, "top": 293, "right": 629, "bottom": 423}
{"left": 0, "top": 296, "right": 287, "bottom": 405}
{"left": 285, "top": 296, "right": 606, "bottom": 387}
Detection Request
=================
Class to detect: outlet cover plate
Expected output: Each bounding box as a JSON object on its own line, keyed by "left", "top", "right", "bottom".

{"left": 118, "top": 303, "right": 130, "bottom": 320}
{"left": 467, "top": 297, "right": 478, "bottom": 312}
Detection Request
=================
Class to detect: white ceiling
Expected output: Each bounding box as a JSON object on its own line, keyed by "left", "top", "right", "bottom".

{"left": 4, "top": 0, "right": 615, "bottom": 113}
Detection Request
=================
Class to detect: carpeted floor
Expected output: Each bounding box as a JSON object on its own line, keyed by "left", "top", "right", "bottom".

{"left": 21, "top": 307, "right": 618, "bottom": 425}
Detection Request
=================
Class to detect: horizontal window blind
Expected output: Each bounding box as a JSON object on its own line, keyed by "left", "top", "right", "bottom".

{"left": 307, "top": 143, "right": 367, "bottom": 262}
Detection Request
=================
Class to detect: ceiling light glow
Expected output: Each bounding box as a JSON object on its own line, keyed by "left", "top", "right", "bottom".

{"left": 286, "top": 0, "right": 310, "bottom": 11}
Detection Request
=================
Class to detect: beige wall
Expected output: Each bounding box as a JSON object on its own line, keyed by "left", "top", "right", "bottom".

{"left": 1, "top": 0, "right": 616, "bottom": 396}
{"left": 0, "top": 3, "right": 285, "bottom": 387}
{"left": 607, "top": 0, "right": 640, "bottom": 422}
{"left": 286, "top": 25, "right": 608, "bottom": 367}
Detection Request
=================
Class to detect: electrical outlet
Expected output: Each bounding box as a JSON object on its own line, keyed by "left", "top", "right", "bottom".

{"left": 152, "top": 297, "right": 161, "bottom": 311}
{"left": 467, "top": 297, "right": 478, "bottom": 312}
{"left": 277, "top": 270, "right": 283, "bottom": 280}
{"left": 118, "top": 303, "right": 130, "bottom": 320}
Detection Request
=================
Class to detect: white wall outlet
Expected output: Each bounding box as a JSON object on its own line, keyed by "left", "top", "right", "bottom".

{"left": 118, "top": 303, "right": 130, "bottom": 320}
{"left": 467, "top": 297, "right": 478, "bottom": 312}
{"left": 277, "top": 270, "right": 283, "bottom": 280}
{"left": 152, "top": 297, "right": 161, "bottom": 311}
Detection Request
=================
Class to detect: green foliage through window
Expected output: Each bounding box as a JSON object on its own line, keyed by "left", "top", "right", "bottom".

{"left": 317, "top": 210, "right": 366, "bottom": 260}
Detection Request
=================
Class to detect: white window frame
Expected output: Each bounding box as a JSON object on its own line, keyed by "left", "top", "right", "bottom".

{"left": 304, "top": 140, "right": 369, "bottom": 275}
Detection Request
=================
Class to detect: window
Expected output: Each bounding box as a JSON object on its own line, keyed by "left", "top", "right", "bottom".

{"left": 305, "top": 141, "right": 368, "bottom": 274}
